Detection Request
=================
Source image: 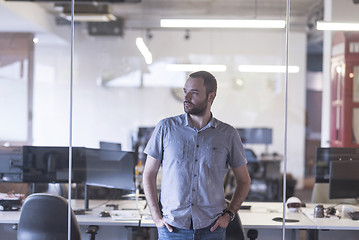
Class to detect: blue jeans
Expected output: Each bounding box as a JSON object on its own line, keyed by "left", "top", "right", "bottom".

{"left": 157, "top": 222, "right": 226, "bottom": 240}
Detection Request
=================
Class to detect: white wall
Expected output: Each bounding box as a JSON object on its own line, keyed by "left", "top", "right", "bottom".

{"left": 332, "top": 0, "right": 359, "bottom": 21}
{"left": 33, "top": 26, "right": 307, "bottom": 187}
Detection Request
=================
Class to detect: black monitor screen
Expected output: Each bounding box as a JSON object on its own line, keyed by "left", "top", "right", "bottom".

{"left": 329, "top": 160, "right": 359, "bottom": 199}
{"left": 99, "top": 141, "right": 122, "bottom": 151}
{"left": 22, "top": 146, "right": 86, "bottom": 183}
{"left": 236, "top": 128, "right": 272, "bottom": 144}
{"left": 0, "top": 146, "right": 23, "bottom": 182}
{"left": 85, "top": 148, "right": 136, "bottom": 190}
{"left": 315, "top": 147, "right": 359, "bottom": 183}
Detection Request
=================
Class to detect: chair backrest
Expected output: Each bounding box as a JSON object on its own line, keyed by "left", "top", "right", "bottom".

{"left": 226, "top": 212, "right": 245, "bottom": 240}
{"left": 244, "top": 149, "right": 261, "bottom": 179}
{"left": 17, "top": 193, "right": 81, "bottom": 240}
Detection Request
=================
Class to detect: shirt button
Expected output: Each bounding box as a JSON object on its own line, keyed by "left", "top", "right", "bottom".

{"left": 194, "top": 174, "right": 197, "bottom": 177}
{"left": 196, "top": 145, "right": 199, "bottom": 148}
{"left": 191, "top": 203, "right": 194, "bottom": 206}
{"left": 195, "top": 159, "right": 198, "bottom": 162}
{"left": 192, "top": 189, "right": 195, "bottom": 191}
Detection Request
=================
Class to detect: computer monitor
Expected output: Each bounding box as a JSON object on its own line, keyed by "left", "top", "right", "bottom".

{"left": 22, "top": 146, "right": 86, "bottom": 183}
{"left": 0, "top": 146, "right": 23, "bottom": 182}
{"left": 99, "top": 141, "right": 122, "bottom": 151}
{"left": 85, "top": 148, "right": 136, "bottom": 190}
{"left": 329, "top": 160, "right": 359, "bottom": 199}
{"left": 315, "top": 147, "right": 359, "bottom": 183}
{"left": 236, "top": 128, "right": 272, "bottom": 145}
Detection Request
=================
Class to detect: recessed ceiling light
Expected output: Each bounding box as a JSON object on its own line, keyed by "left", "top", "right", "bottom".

{"left": 161, "top": 19, "right": 285, "bottom": 29}
{"left": 60, "top": 13, "right": 117, "bottom": 22}
{"left": 166, "top": 64, "right": 227, "bottom": 72}
{"left": 316, "top": 21, "right": 359, "bottom": 31}
{"left": 238, "top": 65, "right": 299, "bottom": 73}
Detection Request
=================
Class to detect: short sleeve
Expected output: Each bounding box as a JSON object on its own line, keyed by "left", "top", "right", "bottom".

{"left": 228, "top": 129, "right": 247, "bottom": 168}
{"left": 144, "top": 120, "right": 165, "bottom": 161}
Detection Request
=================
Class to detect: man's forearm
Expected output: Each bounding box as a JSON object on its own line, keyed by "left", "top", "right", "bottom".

{"left": 143, "top": 173, "right": 162, "bottom": 222}
{"left": 227, "top": 165, "right": 251, "bottom": 213}
{"left": 227, "top": 181, "right": 250, "bottom": 212}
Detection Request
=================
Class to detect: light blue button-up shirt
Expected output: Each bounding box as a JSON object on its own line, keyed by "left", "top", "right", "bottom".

{"left": 144, "top": 113, "right": 247, "bottom": 229}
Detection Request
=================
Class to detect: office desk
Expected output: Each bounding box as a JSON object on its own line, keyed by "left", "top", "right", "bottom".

{"left": 142, "top": 201, "right": 314, "bottom": 228}
{"left": 0, "top": 199, "right": 146, "bottom": 240}
{"left": 141, "top": 202, "right": 316, "bottom": 240}
{"left": 1, "top": 200, "right": 359, "bottom": 240}
{"left": 237, "top": 202, "right": 315, "bottom": 229}
{"left": 239, "top": 202, "right": 359, "bottom": 239}
{"left": 142, "top": 202, "right": 359, "bottom": 240}
{"left": 72, "top": 199, "right": 143, "bottom": 227}
{"left": 302, "top": 203, "right": 359, "bottom": 230}
{"left": 301, "top": 203, "right": 359, "bottom": 240}
{"left": 74, "top": 199, "right": 146, "bottom": 240}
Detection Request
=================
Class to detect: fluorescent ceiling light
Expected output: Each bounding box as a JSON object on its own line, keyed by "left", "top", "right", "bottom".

{"left": 316, "top": 21, "right": 359, "bottom": 31}
{"left": 238, "top": 65, "right": 300, "bottom": 73}
{"left": 161, "top": 19, "right": 285, "bottom": 29}
{"left": 136, "top": 38, "right": 152, "bottom": 64}
{"left": 60, "top": 13, "right": 117, "bottom": 22}
{"left": 166, "top": 64, "right": 227, "bottom": 72}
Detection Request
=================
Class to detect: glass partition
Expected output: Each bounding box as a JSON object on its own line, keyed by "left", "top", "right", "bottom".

{"left": 3, "top": 0, "right": 359, "bottom": 239}
{"left": 72, "top": 0, "right": 291, "bottom": 239}
{"left": 0, "top": 1, "right": 72, "bottom": 239}
{"left": 0, "top": 33, "right": 31, "bottom": 145}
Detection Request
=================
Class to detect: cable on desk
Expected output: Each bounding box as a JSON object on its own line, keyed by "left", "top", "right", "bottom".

{"left": 87, "top": 199, "right": 112, "bottom": 211}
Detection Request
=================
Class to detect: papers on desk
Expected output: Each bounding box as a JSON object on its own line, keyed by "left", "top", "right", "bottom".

{"left": 110, "top": 209, "right": 141, "bottom": 221}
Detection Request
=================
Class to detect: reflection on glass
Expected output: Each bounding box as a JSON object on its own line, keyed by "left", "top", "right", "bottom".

{"left": 353, "top": 66, "right": 359, "bottom": 102}
{"left": 354, "top": 108, "right": 359, "bottom": 144}
{"left": 2, "top": 0, "right": 343, "bottom": 237}
{"left": 0, "top": 33, "right": 32, "bottom": 144}
{"left": 0, "top": 60, "right": 28, "bottom": 142}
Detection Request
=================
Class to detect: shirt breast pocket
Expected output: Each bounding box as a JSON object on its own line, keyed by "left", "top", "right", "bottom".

{"left": 206, "top": 146, "right": 227, "bottom": 167}
{"left": 164, "top": 140, "right": 186, "bottom": 163}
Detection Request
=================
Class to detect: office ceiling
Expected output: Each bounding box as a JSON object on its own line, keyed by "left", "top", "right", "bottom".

{"left": 36, "top": 0, "right": 323, "bottom": 30}
{"left": 0, "top": 0, "right": 324, "bottom": 47}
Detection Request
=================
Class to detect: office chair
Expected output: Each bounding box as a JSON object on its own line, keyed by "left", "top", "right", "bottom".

{"left": 226, "top": 212, "right": 246, "bottom": 240}
{"left": 244, "top": 149, "right": 261, "bottom": 179}
{"left": 17, "top": 193, "right": 98, "bottom": 240}
{"left": 224, "top": 198, "right": 249, "bottom": 240}
{"left": 224, "top": 149, "right": 263, "bottom": 200}
{"left": 247, "top": 229, "right": 258, "bottom": 240}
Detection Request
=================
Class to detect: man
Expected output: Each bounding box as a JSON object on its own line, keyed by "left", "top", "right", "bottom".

{"left": 142, "top": 71, "right": 251, "bottom": 240}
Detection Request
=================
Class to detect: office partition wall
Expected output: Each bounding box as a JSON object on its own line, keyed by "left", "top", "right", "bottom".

{"left": 2, "top": 0, "right": 359, "bottom": 239}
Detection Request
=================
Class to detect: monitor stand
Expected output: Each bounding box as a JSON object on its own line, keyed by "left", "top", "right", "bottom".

{"left": 84, "top": 184, "right": 91, "bottom": 211}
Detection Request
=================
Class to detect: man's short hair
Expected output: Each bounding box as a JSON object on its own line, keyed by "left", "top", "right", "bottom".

{"left": 189, "top": 71, "right": 217, "bottom": 95}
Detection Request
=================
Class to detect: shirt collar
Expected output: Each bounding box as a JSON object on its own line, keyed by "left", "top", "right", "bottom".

{"left": 184, "top": 113, "right": 218, "bottom": 129}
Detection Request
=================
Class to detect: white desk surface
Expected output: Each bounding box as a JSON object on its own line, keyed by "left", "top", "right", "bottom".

{"left": 303, "top": 203, "right": 359, "bottom": 231}
{"left": 0, "top": 199, "right": 145, "bottom": 226}
{"left": 73, "top": 199, "right": 145, "bottom": 226}
{"left": 1, "top": 199, "right": 359, "bottom": 231}
{"left": 141, "top": 202, "right": 317, "bottom": 230}
{"left": 0, "top": 210, "right": 20, "bottom": 224}
{"left": 141, "top": 201, "right": 359, "bottom": 231}
{"left": 237, "top": 202, "right": 317, "bottom": 229}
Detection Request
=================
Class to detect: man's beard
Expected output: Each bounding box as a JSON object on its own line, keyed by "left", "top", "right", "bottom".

{"left": 184, "top": 100, "right": 208, "bottom": 116}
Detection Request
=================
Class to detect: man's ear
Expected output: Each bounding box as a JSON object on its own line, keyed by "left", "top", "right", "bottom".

{"left": 208, "top": 92, "right": 216, "bottom": 103}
